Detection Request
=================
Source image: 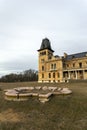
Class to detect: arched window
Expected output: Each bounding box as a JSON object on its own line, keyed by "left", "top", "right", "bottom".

{"left": 54, "top": 64, "right": 56, "bottom": 69}
{"left": 42, "top": 73, "right": 44, "bottom": 78}
{"left": 79, "top": 62, "right": 82, "bottom": 68}
{"left": 53, "top": 73, "right": 55, "bottom": 78}
{"left": 58, "top": 72, "right": 60, "bottom": 78}
{"left": 51, "top": 64, "right": 53, "bottom": 69}
{"left": 42, "top": 66, "right": 44, "bottom": 71}
{"left": 73, "top": 63, "right": 75, "bottom": 67}
{"left": 49, "top": 73, "right": 51, "bottom": 78}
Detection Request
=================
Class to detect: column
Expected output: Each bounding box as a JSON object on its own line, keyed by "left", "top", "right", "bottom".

{"left": 75, "top": 71, "right": 78, "bottom": 79}
{"left": 83, "top": 70, "right": 85, "bottom": 79}
{"left": 68, "top": 71, "right": 71, "bottom": 79}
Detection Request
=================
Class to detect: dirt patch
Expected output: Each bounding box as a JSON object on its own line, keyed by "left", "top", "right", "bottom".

{"left": 0, "top": 109, "right": 23, "bottom": 122}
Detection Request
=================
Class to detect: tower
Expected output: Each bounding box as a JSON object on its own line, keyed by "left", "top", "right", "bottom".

{"left": 37, "top": 38, "right": 54, "bottom": 82}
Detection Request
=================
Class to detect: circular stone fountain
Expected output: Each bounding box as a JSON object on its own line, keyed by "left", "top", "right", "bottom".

{"left": 4, "top": 86, "right": 72, "bottom": 102}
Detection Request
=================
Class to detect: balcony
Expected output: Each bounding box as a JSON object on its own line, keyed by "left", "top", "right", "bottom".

{"left": 50, "top": 68, "right": 57, "bottom": 71}
{"left": 63, "top": 66, "right": 87, "bottom": 71}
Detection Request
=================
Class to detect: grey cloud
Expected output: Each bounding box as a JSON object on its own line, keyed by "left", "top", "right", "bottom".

{"left": 0, "top": 55, "right": 38, "bottom": 75}
{"left": 0, "top": 0, "right": 87, "bottom": 76}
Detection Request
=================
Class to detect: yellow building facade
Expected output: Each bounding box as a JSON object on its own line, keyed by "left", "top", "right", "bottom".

{"left": 38, "top": 38, "right": 87, "bottom": 83}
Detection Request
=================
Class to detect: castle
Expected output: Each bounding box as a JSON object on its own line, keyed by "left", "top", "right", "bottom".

{"left": 38, "top": 38, "right": 87, "bottom": 83}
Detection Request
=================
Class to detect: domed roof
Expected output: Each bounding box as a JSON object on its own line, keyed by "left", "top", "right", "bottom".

{"left": 38, "top": 38, "right": 54, "bottom": 52}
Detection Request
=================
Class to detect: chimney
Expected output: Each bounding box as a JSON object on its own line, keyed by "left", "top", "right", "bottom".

{"left": 64, "top": 52, "right": 67, "bottom": 58}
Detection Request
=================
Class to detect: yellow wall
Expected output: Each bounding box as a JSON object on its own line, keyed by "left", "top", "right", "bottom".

{"left": 38, "top": 49, "right": 87, "bottom": 82}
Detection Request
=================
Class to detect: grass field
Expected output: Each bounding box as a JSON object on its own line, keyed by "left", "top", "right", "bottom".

{"left": 0, "top": 81, "right": 87, "bottom": 130}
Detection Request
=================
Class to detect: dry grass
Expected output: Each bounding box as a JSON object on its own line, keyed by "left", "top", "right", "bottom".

{"left": 0, "top": 81, "right": 87, "bottom": 130}
{"left": 0, "top": 108, "right": 22, "bottom": 122}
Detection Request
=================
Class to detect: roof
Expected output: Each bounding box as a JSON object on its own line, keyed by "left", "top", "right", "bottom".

{"left": 38, "top": 38, "right": 54, "bottom": 52}
{"left": 65, "top": 52, "right": 87, "bottom": 60}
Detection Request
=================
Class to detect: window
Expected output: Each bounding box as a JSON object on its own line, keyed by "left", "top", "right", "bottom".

{"left": 48, "top": 56, "right": 52, "bottom": 60}
{"left": 51, "top": 64, "right": 53, "bottom": 69}
{"left": 51, "top": 63, "right": 56, "bottom": 70}
{"left": 73, "top": 63, "right": 75, "bottom": 67}
{"left": 42, "top": 66, "right": 44, "bottom": 71}
{"left": 58, "top": 72, "right": 60, "bottom": 78}
{"left": 54, "top": 64, "right": 56, "bottom": 69}
{"left": 67, "top": 64, "right": 69, "bottom": 67}
{"left": 40, "top": 51, "right": 46, "bottom": 56}
{"left": 41, "top": 59, "right": 44, "bottom": 62}
{"left": 63, "top": 63, "right": 66, "bottom": 68}
{"left": 72, "top": 55, "right": 75, "bottom": 59}
{"left": 53, "top": 73, "right": 55, "bottom": 78}
{"left": 48, "top": 53, "right": 52, "bottom": 60}
{"left": 79, "top": 63, "right": 82, "bottom": 68}
{"left": 49, "top": 73, "right": 51, "bottom": 78}
{"left": 42, "top": 73, "right": 44, "bottom": 78}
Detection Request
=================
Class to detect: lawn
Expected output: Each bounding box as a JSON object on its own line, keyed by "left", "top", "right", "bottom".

{"left": 0, "top": 81, "right": 87, "bottom": 130}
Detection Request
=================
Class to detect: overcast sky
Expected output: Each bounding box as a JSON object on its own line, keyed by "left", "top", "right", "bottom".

{"left": 0, "top": 0, "right": 87, "bottom": 76}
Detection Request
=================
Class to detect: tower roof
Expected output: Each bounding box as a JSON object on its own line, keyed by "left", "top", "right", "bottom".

{"left": 38, "top": 38, "right": 54, "bottom": 52}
